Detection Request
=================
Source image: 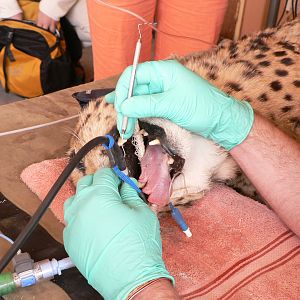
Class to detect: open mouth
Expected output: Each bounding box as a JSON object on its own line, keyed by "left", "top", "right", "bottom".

{"left": 120, "top": 120, "right": 185, "bottom": 208}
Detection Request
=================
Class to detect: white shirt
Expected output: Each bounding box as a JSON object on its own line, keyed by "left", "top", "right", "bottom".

{"left": 0, "top": 0, "right": 91, "bottom": 46}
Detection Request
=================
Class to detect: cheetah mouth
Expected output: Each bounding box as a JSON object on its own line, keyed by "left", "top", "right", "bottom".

{"left": 122, "top": 120, "right": 185, "bottom": 208}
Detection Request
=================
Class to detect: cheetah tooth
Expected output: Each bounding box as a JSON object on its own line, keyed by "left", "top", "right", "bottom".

{"left": 118, "top": 137, "right": 127, "bottom": 146}
{"left": 149, "top": 139, "right": 160, "bottom": 146}
{"left": 167, "top": 157, "right": 174, "bottom": 165}
{"left": 138, "top": 129, "right": 149, "bottom": 136}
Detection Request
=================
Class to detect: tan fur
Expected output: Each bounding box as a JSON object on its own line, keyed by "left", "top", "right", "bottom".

{"left": 68, "top": 19, "right": 300, "bottom": 204}
{"left": 67, "top": 98, "right": 117, "bottom": 183}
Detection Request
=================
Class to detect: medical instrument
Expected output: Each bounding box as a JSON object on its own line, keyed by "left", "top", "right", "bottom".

{"left": 96, "top": 0, "right": 215, "bottom": 46}
{"left": 169, "top": 203, "right": 192, "bottom": 238}
{"left": 103, "top": 135, "right": 147, "bottom": 203}
{"left": 0, "top": 134, "right": 146, "bottom": 274}
{"left": 0, "top": 252, "right": 74, "bottom": 296}
{"left": 121, "top": 36, "right": 142, "bottom": 138}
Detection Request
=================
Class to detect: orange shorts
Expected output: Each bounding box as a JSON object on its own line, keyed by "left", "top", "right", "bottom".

{"left": 87, "top": 0, "right": 228, "bottom": 80}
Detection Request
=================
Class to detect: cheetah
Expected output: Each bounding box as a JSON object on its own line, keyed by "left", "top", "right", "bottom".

{"left": 68, "top": 19, "right": 300, "bottom": 208}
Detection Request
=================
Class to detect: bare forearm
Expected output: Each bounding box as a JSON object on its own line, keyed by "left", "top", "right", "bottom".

{"left": 230, "top": 113, "right": 300, "bottom": 236}
{"left": 129, "top": 278, "right": 180, "bottom": 300}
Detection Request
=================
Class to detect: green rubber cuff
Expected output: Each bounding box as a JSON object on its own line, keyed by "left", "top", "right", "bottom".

{"left": 0, "top": 272, "right": 16, "bottom": 296}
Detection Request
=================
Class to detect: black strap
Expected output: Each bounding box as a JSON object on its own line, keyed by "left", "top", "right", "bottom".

{"left": 72, "top": 88, "right": 115, "bottom": 108}
{"left": 2, "top": 30, "right": 15, "bottom": 93}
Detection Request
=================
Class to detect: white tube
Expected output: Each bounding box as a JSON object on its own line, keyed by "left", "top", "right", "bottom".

{"left": 0, "top": 233, "right": 14, "bottom": 244}
{"left": 57, "top": 257, "right": 75, "bottom": 272}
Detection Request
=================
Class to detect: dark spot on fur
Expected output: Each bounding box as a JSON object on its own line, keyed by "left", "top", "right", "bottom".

{"left": 275, "top": 69, "right": 288, "bottom": 77}
{"left": 241, "top": 35, "right": 247, "bottom": 40}
{"left": 270, "top": 80, "right": 282, "bottom": 91}
{"left": 293, "top": 80, "right": 300, "bottom": 87}
{"left": 281, "top": 57, "right": 294, "bottom": 66}
{"left": 236, "top": 60, "right": 255, "bottom": 69}
{"left": 229, "top": 42, "right": 238, "bottom": 58}
{"left": 290, "top": 117, "right": 300, "bottom": 129}
{"left": 281, "top": 106, "right": 293, "bottom": 113}
{"left": 258, "top": 93, "right": 268, "bottom": 102}
{"left": 104, "top": 115, "right": 110, "bottom": 120}
{"left": 258, "top": 31, "right": 275, "bottom": 39}
{"left": 95, "top": 100, "right": 101, "bottom": 108}
{"left": 68, "top": 150, "right": 75, "bottom": 159}
{"left": 258, "top": 60, "right": 271, "bottom": 67}
{"left": 208, "top": 72, "right": 218, "bottom": 80}
{"left": 250, "top": 37, "right": 270, "bottom": 52}
{"left": 225, "top": 82, "right": 243, "bottom": 92}
{"left": 255, "top": 53, "right": 266, "bottom": 59}
{"left": 85, "top": 113, "right": 91, "bottom": 123}
{"left": 243, "top": 68, "right": 262, "bottom": 79}
{"left": 203, "top": 62, "right": 210, "bottom": 68}
{"left": 284, "top": 94, "right": 293, "bottom": 101}
{"left": 278, "top": 41, "right": 295, "bottom": 52}
{"left": 77, "top": 160, "right": 86, "bottom": 174}
{"left": 273, "top": 51, "right": 287, "bottom": 57}
{"left": 103, "top": 101, "right": 109, "bottom": 107}
{"left": 269, "top": 113, "right": 276, "bottom": 121}
{"left": 208, "top": 64, "right": 219, "bottom": 72}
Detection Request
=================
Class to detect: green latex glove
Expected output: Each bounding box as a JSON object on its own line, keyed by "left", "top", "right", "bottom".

{"left": 105, "top": 60, "right": 254, "bottom": 150}
{"left": 63, "top": 168, "right": 174, "bottom": 300}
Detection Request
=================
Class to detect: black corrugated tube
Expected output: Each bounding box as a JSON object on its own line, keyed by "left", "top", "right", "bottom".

{"left": 0, "top": 136, "right": 109, "bottom": 273}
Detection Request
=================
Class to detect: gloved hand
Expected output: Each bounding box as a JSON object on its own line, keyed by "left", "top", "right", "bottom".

{"left": 105, "top": 60, "right": 254, "bottom": 150}
{"left": 63, "top": 168, "right": 173, "bottom": 300}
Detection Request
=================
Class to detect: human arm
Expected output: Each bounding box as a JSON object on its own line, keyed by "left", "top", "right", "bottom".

{"left": 37, "top": 0, "right": 78, "bottom": 31}
{"left": 0, "top": 0, "right": 22, "bottom": 19}
{"left": 129, "top": 278, "right": 180, "bottom": 300}
{"left": 105, "top": 60, "right": 300, "bottom": 237}
{"left": 63, "top": 168, "right": 175, "bottom": 300}
{"left": 230, "top": 113, "right": 300, "bottom": 236}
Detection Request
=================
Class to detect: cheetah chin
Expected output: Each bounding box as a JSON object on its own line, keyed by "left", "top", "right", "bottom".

{"left": 68, "top": 18, "right": 300, "bottom": 209}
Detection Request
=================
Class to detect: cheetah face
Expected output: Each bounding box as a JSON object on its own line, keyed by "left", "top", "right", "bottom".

{"left": 131, "top": 118, "right": 238, "bottom": 208}
{"left": 68, "top": 96, "right": 238, "bottom": 209}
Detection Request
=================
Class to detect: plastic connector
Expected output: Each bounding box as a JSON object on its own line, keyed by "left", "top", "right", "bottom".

{"left": 169, "top": 203, "right": 192, "bottom": 238}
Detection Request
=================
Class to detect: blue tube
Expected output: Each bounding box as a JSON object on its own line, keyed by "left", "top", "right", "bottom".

{"left": 169, "top": 203, "right": 192, "bottom": 237}
{"left": 112, "top": 166, "right": 142, "bottom": 194}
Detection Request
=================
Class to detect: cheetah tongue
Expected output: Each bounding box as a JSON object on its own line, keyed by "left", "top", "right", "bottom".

{"left": 139, "top": 145, "right": 171, "bottom": 207}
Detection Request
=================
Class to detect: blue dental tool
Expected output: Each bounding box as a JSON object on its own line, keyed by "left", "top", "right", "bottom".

{"left": 102, "top": 134, "right": 147, "bottom": 203}
{"left": 169, "top": 203, "right": 192, "bottom": 238}
{"left": 103, "top": 134, "right": 191, "bottom": 237}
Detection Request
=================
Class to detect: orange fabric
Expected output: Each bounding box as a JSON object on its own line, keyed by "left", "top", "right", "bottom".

{"left": 18, "top": 0, "right": 39, "bottom": 21}
{"left": 155, "top": 0, "right": 228, "bottom": 59}
{"left": 87, "top": 0, "right": 228, "bottom": 79}
{"left": 87, "top": 0, "right": 156, "bottom": 80}
{"left": 21, "top": 157, "right": 300, "bottom": 298}
{"left": 0, "top": 45, "right": 43, "bottom": 98}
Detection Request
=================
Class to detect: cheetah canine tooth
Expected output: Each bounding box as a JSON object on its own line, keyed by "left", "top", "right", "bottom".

{"left": 149, "top": 139, "right": 160, "bottom": 146}
{"left": 168, "top": 157, "right": 174, "bottom": 165}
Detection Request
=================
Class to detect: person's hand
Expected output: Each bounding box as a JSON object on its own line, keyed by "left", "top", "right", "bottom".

{"left": 63, "top": 168, "right": 173, "bottom": 300}
{"left": 10, "top": 13, "right": 23, "bottom": 20}
{"left": 36, "top": 10, "right": 57, "bottom": 32}
{"left": 105, "top": 60, "right": 254, "bottom": 150}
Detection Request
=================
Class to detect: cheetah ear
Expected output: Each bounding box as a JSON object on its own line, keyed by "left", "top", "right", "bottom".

{"left": 72, "top": 88, "right": 115, "bottom": 108}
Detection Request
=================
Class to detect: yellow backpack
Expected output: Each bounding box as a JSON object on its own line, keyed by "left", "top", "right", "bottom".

{"left": 0, "top": 0, "right": 75, "bottom": 98}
